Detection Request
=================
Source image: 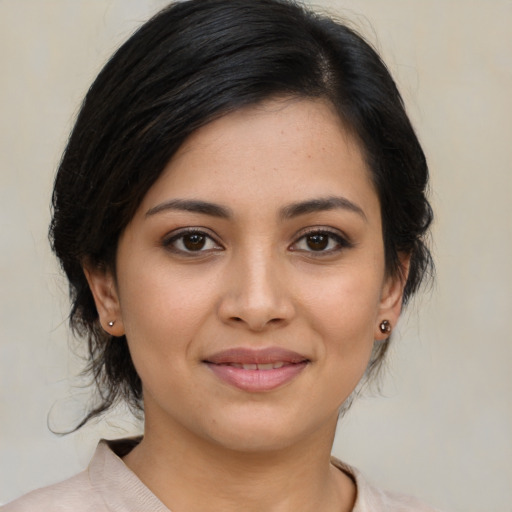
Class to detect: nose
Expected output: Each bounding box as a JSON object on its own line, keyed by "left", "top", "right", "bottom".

{"left": 217, "top": 249, "right": 295, "bottom": 332}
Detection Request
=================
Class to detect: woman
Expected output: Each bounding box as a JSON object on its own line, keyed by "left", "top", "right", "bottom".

{"left": 3, "top": 0, "right": 437, "bottom": 510}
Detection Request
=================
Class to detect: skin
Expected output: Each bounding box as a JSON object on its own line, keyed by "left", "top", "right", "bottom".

{"left": 85, "top": 98, "right": 407, "bottom": 512}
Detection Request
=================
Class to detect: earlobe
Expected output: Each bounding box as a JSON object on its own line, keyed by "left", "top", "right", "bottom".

{"left": 83, "top": 263, "right": 125, "bottom": 337}
{"left": 376, "top": 254, "right": 410, "bottom": 340}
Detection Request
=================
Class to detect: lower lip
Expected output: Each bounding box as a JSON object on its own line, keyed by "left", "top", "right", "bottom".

{"left": 206, "top": 362, "right": 308, "bottom": 392}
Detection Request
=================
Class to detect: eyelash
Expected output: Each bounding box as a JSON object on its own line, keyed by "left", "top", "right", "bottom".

{"left": 290, "top": 228, "right": 353, "bottom": 255}
{"left": 162, "top": 227, "right": 353, "bottom": 256}
{"left": 162, "top": 228, "right": 223, "bottom": 255}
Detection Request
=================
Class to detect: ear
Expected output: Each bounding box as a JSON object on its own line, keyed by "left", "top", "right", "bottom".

{"left": 375, "top": 253, "right": 410, "bottom": 340}
{"left": 83, "top": 262, "right": 125, "bottom": 337}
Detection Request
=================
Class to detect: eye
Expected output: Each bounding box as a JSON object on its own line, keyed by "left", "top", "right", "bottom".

{"left": 163, "top": 229, "right": 222, "bottom": 255}
{"left": 291, "top": 229, "right": 351, "bottom": 254}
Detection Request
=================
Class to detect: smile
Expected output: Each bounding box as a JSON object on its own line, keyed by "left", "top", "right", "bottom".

{"left": 220, "top": 362, "right": 288, "bottom": 370}
{"left": 204, "top": 348, "right": 309, "bottom": 392}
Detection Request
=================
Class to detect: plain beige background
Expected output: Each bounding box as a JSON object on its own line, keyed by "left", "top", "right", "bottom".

{"left": 1, "top": 1, "right": 511, "bottom": 510}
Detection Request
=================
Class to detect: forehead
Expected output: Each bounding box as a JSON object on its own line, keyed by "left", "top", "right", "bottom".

{"left": 138, "top": 98, "right": 378, "bottom": 219}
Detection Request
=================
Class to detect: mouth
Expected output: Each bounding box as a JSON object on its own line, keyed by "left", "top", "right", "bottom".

{"left": 216, "top": 361, "right": 290, "bottom": 370}
{"left": 203, "top": 347, "right": 310, "bottom": 392}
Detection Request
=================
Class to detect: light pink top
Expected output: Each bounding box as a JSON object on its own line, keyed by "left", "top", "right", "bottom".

{"left": 2, "top": 439, "right": 441, "bottom": 511}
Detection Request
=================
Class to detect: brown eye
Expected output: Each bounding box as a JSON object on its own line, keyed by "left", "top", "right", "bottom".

{"left": 183, "top": 233, "right": 206, "bottom": 251}
{"left": 291, "top": 230, "right": 351, "bottom": 255}
{"left": 306, "top": 234, "right": 329, "bottom": 251}
{"left": 163, "top": 229, "right": 222, "bottom": 255}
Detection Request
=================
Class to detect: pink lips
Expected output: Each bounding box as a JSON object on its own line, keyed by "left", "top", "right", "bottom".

{"left": 204, "top": 347, "right": 309, "bottom": 392}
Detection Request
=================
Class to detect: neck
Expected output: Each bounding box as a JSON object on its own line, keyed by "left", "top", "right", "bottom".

{"left": 123, "top": 412, "right": 355, "bottom": 512}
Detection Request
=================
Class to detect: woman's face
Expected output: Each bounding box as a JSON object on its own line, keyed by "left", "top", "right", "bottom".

{"left": 87, "top": 98, "right": 405, "bottom": 452}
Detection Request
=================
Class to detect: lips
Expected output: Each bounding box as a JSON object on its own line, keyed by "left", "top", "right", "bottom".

{"left": 204, "top": 347, "right": 309, "bottom": 392}
{"left": 222, "top": 362, "right": 287, "bottom": 370}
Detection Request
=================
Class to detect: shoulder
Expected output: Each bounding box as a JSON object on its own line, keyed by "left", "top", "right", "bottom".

{"left": 1, "top": 438, "right": 168, "bottom": 512}
{"left": 331, "top": 458, "right": 442, "bottom": 512}
{"left": 0, "top": 471, "right": 105, "bottom": 512}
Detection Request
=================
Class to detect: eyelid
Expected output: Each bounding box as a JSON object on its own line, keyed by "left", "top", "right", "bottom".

{"left": 162, "top": 227, "right": 224, "bottom": 254}
{"left": 289, "top": 226, "right": 354, "bottom": 253}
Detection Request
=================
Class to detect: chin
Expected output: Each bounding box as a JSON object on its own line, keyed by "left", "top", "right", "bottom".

{"left": 196, "top": 404, "right": 338, "bottom": 455}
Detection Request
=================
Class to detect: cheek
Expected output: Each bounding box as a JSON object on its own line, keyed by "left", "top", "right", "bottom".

{"left": 119, "top": 259, "right": 212, "bottom": 332}
{"left": 302, "top": 267, "right": 382, "bottom": 357}
{"left": 116, "top": 264, "right": 218, "bottom": 377}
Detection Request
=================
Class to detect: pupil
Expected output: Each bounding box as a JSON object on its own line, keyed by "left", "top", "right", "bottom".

{"left": 307, "top": 234, "right": 328, "bottom": 251}
{"left": 184, "top": 234, "right": 205, "bottom": 251}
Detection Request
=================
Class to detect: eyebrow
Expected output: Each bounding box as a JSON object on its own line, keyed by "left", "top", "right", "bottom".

{"left": 145, "top": 195, "right": 366, "bottom": 221}
{"left": 280, "top": 196, "right": 367, "bottom": 221}
{"left": 145, "top": 199, "right": 232, "bottom": 218}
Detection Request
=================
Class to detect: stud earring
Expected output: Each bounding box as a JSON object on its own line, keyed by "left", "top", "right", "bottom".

{"left": 379, "top": 319, "right": 392, "bottom": 335}
{"left": 108, "top": 321, "right": 115, "bottom": 327}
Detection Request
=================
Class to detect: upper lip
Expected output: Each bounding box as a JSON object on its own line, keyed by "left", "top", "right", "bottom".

{"left": 204, "top": 347, "right": 309, "bottom": 365}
